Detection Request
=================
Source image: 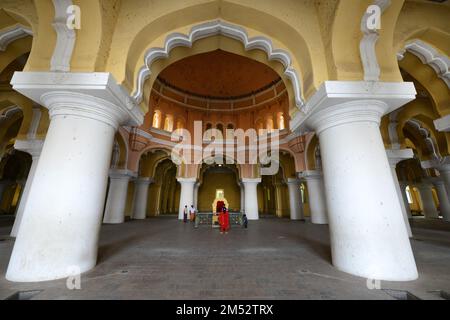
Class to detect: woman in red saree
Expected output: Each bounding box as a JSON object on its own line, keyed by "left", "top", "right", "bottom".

{"left": 219, "top": 206, "right": 230, "bottom": 234}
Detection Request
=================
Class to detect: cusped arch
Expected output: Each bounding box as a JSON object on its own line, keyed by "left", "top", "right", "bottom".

{"left": 131, "top": 20, "right": 306, "bottom": 112}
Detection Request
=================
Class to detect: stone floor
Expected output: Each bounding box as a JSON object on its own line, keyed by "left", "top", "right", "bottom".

{"left": 0, "top": 216, "right": 450, "bottom": 300}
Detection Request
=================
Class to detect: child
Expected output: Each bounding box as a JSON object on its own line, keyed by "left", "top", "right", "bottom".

{"left": 242, "top": 213, "right": 248, "bottom": 229}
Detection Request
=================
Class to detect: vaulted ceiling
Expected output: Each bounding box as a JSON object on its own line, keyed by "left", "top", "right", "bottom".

{"left": 157, "top": 49, "right": 280, "bottom": 99}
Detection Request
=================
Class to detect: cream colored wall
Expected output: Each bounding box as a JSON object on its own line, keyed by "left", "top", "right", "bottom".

{"left": 198, "top": 170, "right": 240, "bottom": 212}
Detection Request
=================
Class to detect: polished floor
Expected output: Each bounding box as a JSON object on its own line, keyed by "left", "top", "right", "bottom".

{"left": 0, "top": 216, "right": 450, "bottom": 300}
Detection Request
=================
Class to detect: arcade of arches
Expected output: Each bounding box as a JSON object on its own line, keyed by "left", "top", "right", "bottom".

{"left": 0, "top": 0, "right": 449, "bottom": 298}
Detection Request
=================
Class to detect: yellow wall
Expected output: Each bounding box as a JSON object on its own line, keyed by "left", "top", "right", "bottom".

{"left": 198, "top": 170, "right": 240, "bottom": 212}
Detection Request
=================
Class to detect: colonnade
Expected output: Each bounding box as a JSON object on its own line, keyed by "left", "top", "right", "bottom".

{"left": 5, "top": 74, "right": 448, "bottom": 283}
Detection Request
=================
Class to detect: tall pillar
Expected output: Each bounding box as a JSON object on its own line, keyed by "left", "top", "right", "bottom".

{"left": 298, "top": 81, "right": 417, "bottom": 281}
{"left": 431, "top": 178, "right": 450, "bottom": 221}
{"left": 242, "top": 178, "right": 261, "bottom": 220}
{"left": 177, "top": 178, "right": 196, "bottom": 220}
{"left": 103, "top": 170, "right": 134, "bottom": 224}
{"left": 10, "top": 139, "right": 44, "bottom": 237}
{"left": 131, "top": 177, "right": 152, "bottom": 219}
{"left": 6, "top": 72, "right": 143, "bottom": 282}
{"left": 299, "top": 170, "right": 328, "bottom": 224}
{"left": 398, "top": 181, "right": 412, "bottom": 218}
{"left": 416, "top": 182, "right": 439, "bottom": 219}
{"left": 286, "top": 178, "right": 304, "bottom": 220}
{"left": 240, "top": 182, "right": 245, "bottom": 213}
{"left": 193, "top": 182, "right": 199, "bottom": 210}
{"left": 437, "top": 164, "right": 450, "bottom": 196}
{"left": 386, "top": 149, "right": 413, "bottom": 237}
{"left": 274, "top": 183, "right": 284, "bottom": 217}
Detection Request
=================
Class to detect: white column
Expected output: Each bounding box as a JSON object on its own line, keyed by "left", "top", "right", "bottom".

{"left": 437, "top": 164, "right": 450, "bottom": 196}
{"left": 299, "top": 81, "right": 417, "bottom": 281}
{"left": 103, "top": 170, "right": 134, "bottom": 224}
{"left": 274, "top": 183, "right": 284, "bottom": 217}
{"left": 177, "top": 178, "right": 196, "bottom": 220}
{"left": 399, "top": 181, "right": 412, "bottom": 218}
{"left": 386, "top": 149, "right": 413, "bottom": 238}
{"left": 431, "top": 178, "right": 450, "bottom": 221}
{"left": 6, "top": 72, "right": 143, "bottom": 282}
{"left": 299, "top": 170, "right": 328, "bottom": 224}
{"left": 242, "top": 178, "right": 261, "bottom": 220}
{"left": 240, "top": 182, "right": 245, "bottom": 213}
{"left": 10, "top": 139, "right": 44, "bottom": 237}
{"left": 286, "top": 178, "right": 304, "bottom": 220}
{"left": 193, "top": 182, "right": 199, "bottom": 210}
{"left": 416, "top": 182, "right": 439, "bottom": 219}
{"left": 131, "top": 177, "right": 152, "bottom": 220}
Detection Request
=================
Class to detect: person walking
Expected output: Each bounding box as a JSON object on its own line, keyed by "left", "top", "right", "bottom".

{"left": 189, "top": 205, "right": 196, "bottom": 222}
{"left": 183, "top": 205, "right": 188, "bottom": 223}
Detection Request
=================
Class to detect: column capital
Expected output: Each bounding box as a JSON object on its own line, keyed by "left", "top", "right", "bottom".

{"left": 109, "top": 169, "right": 136, "bottom": 179}
{"left": 416, "top": 181, "right": 433, "bottom": 190}
{"left": 241, "top": 178, "right": 261, "bottom": 184}
{"left": 11, "top": 72, "right": 144, "bottom": 129}
{"left": 135, "top": 177, "right": 153, "bottom": 185}
{"left": 286, "top": 177, "right": 301, "bottom": 185}
{"left": 298, "top": 170, "right": 323, "bottom": 180}
{"left": 386, "top": 148, "right": 414, "bottom": 167}
{"left": 14, "top": 139, "right": 44, "bottom": 158}
{"left": 426, "top": 177, "right": 445, "bottom": 187}
{"left": 434, "top": 114, "right": 450, "bottom": 132}
{"left": 421, "top": 156, "right": 450, "bottom": 172}
{"left": 176, "top": 177, "right": 197, "bottom": 184}
{"left": 290, "top": 81, "right": 416, "bottom": 134}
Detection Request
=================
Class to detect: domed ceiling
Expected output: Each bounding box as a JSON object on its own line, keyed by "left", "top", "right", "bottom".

{"left": 157, "top": 49, "right": 280, "bottom": 99}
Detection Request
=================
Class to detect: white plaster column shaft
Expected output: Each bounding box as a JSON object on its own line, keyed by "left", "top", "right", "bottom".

{"left": 399, "top": 181, "right": 412, "bottom": 219}
{"left": 240, "top": 182, "right": 245, "bottom": 213}
{"left": 286, "top": 178, "right": 304, "bottom": 220}
{"left": 437, "top": 165, "right": 450, "bottom": 197}
{"left": 103, "top": 170, "right": 134, "bottom": 224}
{"left": 131, "top": 177, "right": 152, "bottom": 220}
{"left": 242, "top": 178, "right": 261, "bottom": 220}
{"left": 416, "top": 182, "right": 439, "bottom": 219}
{"left": 6, "top": 72, "right": 143, "bottom": 282}
{"left": 10, "top": 139, "right": 44, "bottom": 237}
{"left": 177, "top": 178, "right": 196, "bottom": 220}
{"left": 193, "top": 182, "right": 199, "bottom": 209}
{"left": 431, "top": 179, "right": 450, "bottom": 221}
{"left": 299, "top": 170, "right": 328, "bottom": 224}
{"left": 297, "top": 81, "right": 418, "bottom": 281}
{"left": 386, "top": 149, "right": 413, "bottom": 238}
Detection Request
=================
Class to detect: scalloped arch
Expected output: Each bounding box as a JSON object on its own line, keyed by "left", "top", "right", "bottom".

{"left": 132, "top": 20, "right": 305, "bottom": 110}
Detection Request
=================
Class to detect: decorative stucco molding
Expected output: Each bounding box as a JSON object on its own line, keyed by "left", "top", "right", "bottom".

{"left": 399, "top": 40, "right": 450, "bottom": 88}
{"left": 434, "top": 114, "right": 450, "bottom": 132}
{"left": 132, "top": 20, "right": 305, "bottom": 110}
{"left": 0, "top": 105, "right": 21, "bottom": 121}
{"left": 387, "top": 110, "right": 401, "bottom": 149}
{"left": 407, "top": 119, "right": 441, "bottom": 161}
{"left": 359, "top": 0, "right": 391, "bottom": 81}
{"left": 10, "top": 72, "right": 144, "bottom": 127}
{"left": 0, "top": 24, "right": 32, "bottom": 51}
{"left": 50, "top": 0, "right": 76, "bottom": 72}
